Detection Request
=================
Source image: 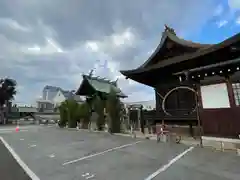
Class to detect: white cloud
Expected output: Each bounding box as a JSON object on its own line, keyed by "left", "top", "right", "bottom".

{"left": 0, "top": 0, "right": 220, "bottom": 104}
{"left": 16, "top": 85, "right": 24, "bottom": 92}
{"left": 84, "top": 28, "right": 136, "bottom": 55}
{"left": 214, "top": 4, "right": 224, "bottom": 16}
{"left": 216, "top": 20, "right": 228, "bottom": 28}
{"left": 111, "top": 28, "right": 135, "bottom": 47}
{"left": 21, "top": 37, "right": 64, "bottom": 55}
{"left": 37, "top": 19, "right": 58, "bottom": 38}
{"left": 236, "top": 16, "right": 240, "bottom": 25}
{"left": 85, "top": 41, "right": 99, "bottom": 52}
{"left": 0, "top": 18, "right": 31, "bottom": 32}
{"left": 123, "top": 88, "right": 155, "bottom": 102}
{"left": 228, "top": 0, "right": 240, "bottom": 10}
{"left": 80, "top": 29, "right": 140, "bottom": 91}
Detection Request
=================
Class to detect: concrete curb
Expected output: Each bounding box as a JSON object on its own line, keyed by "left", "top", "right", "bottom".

{"left": 114, "top": 133, "right": 156, "bottom": 140}
{"left": 237, "top": 149, "right": 240, "bottom": 156}
{"left": 57, "top": 126, "right": 201, "bottom": 146}
{"left": 64, "top": 127, "right": 110, "bottom": 134}
{"left": 64, "top": 127, "right": 149, "bottom": 138}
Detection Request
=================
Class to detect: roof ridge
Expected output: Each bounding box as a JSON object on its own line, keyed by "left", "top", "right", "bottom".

{"left": 166, "top": 31, "right": 213, "bottom": 48}
{"left": 137, "top": 25, "right": 213, "bottom": 69}
{"left": 160, "top": 24, "right": 212, "bottom": 48}
{"left": 44, "top": 85, "right": 63, "bottom": 90}
{"left": 164, "top": 24, "right": 176, "bottom": 35}
{"left": 84, "top": 74, "right": 118, "bottom": 86}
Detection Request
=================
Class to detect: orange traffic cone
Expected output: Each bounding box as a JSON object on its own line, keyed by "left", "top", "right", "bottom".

{"left": 15, "top": 125, "right": 19, "bottom": 132}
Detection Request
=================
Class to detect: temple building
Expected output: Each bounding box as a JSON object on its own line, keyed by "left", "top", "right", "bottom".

{"left": 76, "top": 74, "right": 127, "bottom": 99}
{"left": 120, "top": 25, "right": 240, "bottom": 138}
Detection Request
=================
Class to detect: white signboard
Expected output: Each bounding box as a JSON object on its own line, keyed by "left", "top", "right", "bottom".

{"left": 200, "top": 83, "right": 230, "bottom": 109}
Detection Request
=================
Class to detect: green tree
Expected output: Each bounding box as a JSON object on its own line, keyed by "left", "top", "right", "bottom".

{"left": 78, "top": 102, "right": 91, "bottom": 129}
{"left": 58, "top": 99, "right": 80, "bottom": 128}
{"left": 0, "top": 78, "right": 17, "bottom": 124}
{"left": 92, "top": 95, "right": 105, "bottom": 131}
{"left": 58, "top": 101, "right": 68, "bottom": 127}
{"left": 106, "top": 89, "right": 121, "bottom": 133}
{"left": 66, "top": 99, "right": 79, "bottom": 128}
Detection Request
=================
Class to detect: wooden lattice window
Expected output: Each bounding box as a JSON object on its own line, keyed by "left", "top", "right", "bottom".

{"left": 232, "top": 83, "right": 240, "bottom": 106}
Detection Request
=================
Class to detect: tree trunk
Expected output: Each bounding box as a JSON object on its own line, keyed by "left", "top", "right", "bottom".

{"left": 0, "top": 105, "right": 4, "bottom": 125}
{"left": 0, "top": 111, "right": 3, "bottom": 125}
{"left": 5, "top": 101, "right": 9, "bottom": 124}
{"left": 82, "top": 118, "right": 90, "bottom": 129}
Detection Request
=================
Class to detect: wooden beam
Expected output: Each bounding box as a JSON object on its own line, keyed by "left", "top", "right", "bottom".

{"left": 173, "top": 57, "right": 240, "bottom": 75}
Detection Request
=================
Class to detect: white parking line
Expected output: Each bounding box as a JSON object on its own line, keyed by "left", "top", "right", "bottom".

{"left": 48, "top": 154, "right": 55, "bottom": 158}
{"left": 86, "top": 174, "right": 95, "bottom": 179}
{"left": 82, "top": 172, "right": 95, "bottom": 179}
{"left": 0, "top": 128, "right": 16, "bottom": 131}
{"left": 62, "top": 141, "right": 142, "bottom": 166}
{"left": 82, "top": 173, "right": 90, "bottom": 177}
{"left": 0, "top": 127, "right": 33, "bottom": 131}
{"left": 0, "top": 136, "right": 40, "bottom": 180}
{"left": 0, "top": 131, "right": 13, "bottom": 134}
{"left": 28, "top": 144, "right": 37, "bottom": 148}
{"left": 0, "top": 130, "right": 29, "bottom": 134}
{"left": 144, "top": 146, "right": 194, "bottom": 180}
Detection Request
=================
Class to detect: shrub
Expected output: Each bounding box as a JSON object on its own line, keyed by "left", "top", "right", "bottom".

{"left": 92, "top": 95, "right": 105, "bottom": 131}
{"left": 66, "top": 99, "right": 79, "bottom": 128}
{"left": 58, "top": 99, "right": 80, "bottom": 128}
{"left": 78, "top": 102, "right": 91, "bottom": 129}
{"left": 106, "top": 89, "right": 121, "bottom": 133}
{"left": 58, "top": 102, "right": 68, "bottom": 128}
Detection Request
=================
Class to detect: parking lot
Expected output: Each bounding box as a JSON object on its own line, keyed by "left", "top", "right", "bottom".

{"left": 0, "top": 125, "right": 240, "bottom": 180}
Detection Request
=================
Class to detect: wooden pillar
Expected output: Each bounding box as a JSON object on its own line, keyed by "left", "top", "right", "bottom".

{"left": 140, "top": 106, "right": 145, "bottom": 134}
{"left": 225, "top": 77, "right": 236, "bottom": 108}
{"left": 194, "top": 83, "right": 203, "bottom": 147}
{"left": 155, "top": 88, "right": 162, "bottom": 128}
{"left": 196, "top": 84, "right": 203, "bottom": 109}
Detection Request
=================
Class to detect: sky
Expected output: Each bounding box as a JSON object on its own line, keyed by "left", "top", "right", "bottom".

{"left": 0, "top": 0, "right": 240, "bottom": 105}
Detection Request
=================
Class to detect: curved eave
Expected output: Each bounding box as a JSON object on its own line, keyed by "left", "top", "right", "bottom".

{"left": 120, "top": 69, "right": 155, "bottom": 87}
{"left": 75, "top": 78, "right": 88, "bottom": 95}
{"left": 139, "top": 33, "right": 168, "bottom": 68}
{"left": 166, "top": 31, "right": 212, "bottom": 49}
{"left": 120, "top": 32, "right": 240, "bottom": 78}
{"left": 140, "top": 31, "right": 213, "bottom": 69}
{"left": 117, "top": 93, "right": 128, "bottom": 98}
{"left": 120, "top": 69, "right": 140, "bottom": 77}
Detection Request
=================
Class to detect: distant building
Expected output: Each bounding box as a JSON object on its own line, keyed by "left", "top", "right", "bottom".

{"left": 36, "top": 85, "right": 83, "bottom": 112}
{"left": 17, "top": 106, "right": 38, "bottom": 113}
{"left": 124, "top": 100, "right": 155, "bottom": 110}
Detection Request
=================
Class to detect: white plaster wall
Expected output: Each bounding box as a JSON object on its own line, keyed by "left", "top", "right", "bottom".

{"left": 200, "top": 83, "right": 230, "bottom": 109}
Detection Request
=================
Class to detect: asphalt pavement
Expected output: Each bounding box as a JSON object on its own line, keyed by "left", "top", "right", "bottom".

{"left": 0, "top": 140, "right": 31, "bottom": 180}
{"left": 0, "top": 125, "right": 240, "bottom": 180}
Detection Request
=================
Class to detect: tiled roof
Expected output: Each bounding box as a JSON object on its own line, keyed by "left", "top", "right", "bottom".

{"left": 43, "top": 85, "right": 62, "bottom": 91}
{"left": 76, "top": 75, "right": 127, "bottom": 98}
{"left": 120, "top": 29, "right": 240, "bottom": 81}
{"left": 61, "top": 90, "right": 74, "bottom": 99}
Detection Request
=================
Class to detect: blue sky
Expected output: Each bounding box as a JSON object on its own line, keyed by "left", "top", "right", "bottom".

{"left": 0, "top": 0, "right": 240, "bottom": 105}
{"left": 190, "top": 1, "right": 240, "bottom": 43}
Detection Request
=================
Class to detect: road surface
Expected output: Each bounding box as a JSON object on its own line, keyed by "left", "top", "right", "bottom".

{"left": 0, "top": 125, "right": 239, "bottom": 180}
